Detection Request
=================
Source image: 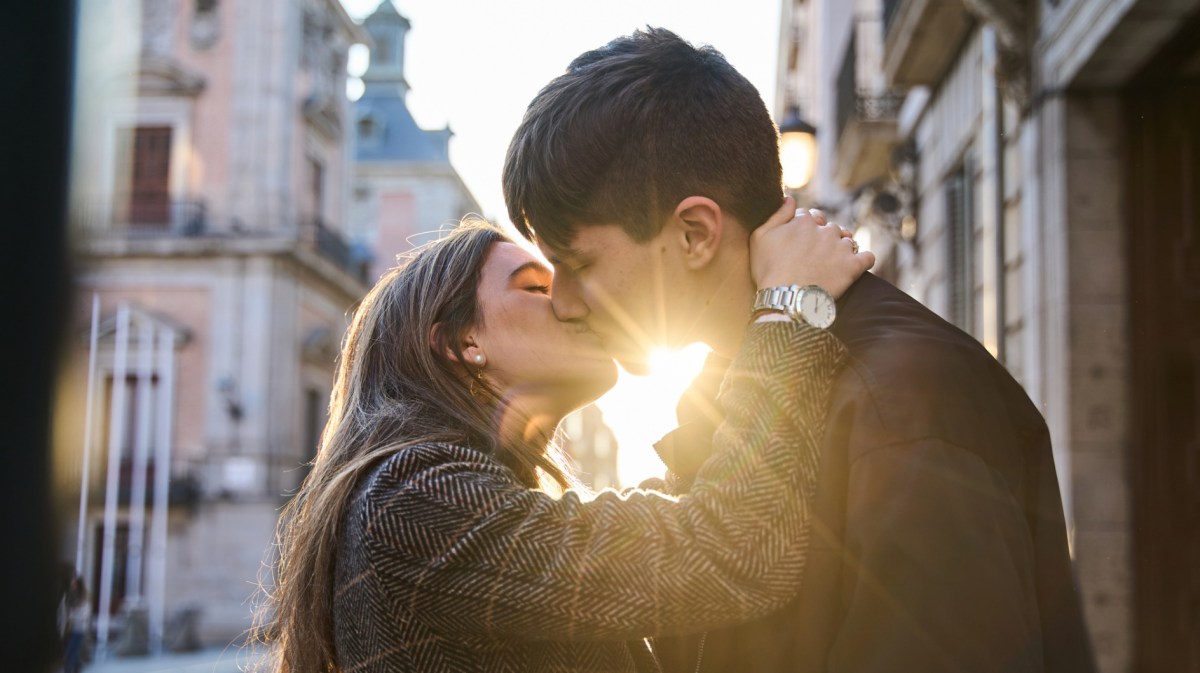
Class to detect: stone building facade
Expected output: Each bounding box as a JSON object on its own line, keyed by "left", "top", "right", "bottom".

{"left": 779, "top": 0, "right": 1200, "bottom": 670}
{"left": 60, "top": 0, "right": 369, "bottom": 650}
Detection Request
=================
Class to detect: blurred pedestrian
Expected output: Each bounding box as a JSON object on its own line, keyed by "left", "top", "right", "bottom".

{"left": 61, "top": 576, "right": 91, "bottom": 673}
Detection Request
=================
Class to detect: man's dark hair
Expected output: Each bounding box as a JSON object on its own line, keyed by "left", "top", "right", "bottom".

{"left": 502, "top": 27, "right": 783, "bottom": 250}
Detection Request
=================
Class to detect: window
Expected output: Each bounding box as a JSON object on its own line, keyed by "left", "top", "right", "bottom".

{"left": 358, "top": 115, "right": 376, "bottom": 138}
{"left": 116, "top": 126, "right": 173, "bottom": 227}
{"left": 102, "top": 374, "right": 159, "bottom": 460}
{"left": 100, "top": 371, "right": 165, "bottom": 507}
{"left": 373, "top": 34, "right": 392, "bottom": 65}
{"left": 945, "top": 161, "right": 975, "bottom": 333}
{"left": 92, "top": 522, "right": 131, "bottom": 615}
{"left": 307, "top": 156, "right": 325, "bottom": 221}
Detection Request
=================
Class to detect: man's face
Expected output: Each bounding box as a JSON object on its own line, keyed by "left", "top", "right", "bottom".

{"left": 537, "top": 224, "right": 684, "bottom": 375}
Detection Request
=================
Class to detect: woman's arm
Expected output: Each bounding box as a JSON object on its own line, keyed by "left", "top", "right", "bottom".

{"left": 364, "top": 320, "right": 846, "bottom": 642}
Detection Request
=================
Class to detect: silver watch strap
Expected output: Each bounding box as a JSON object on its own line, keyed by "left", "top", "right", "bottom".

{"left": 752, "top": 284, "right": 802, "bottom": 315}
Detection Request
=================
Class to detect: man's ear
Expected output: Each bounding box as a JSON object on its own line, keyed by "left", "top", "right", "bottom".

{"left": 670, "top": 196, "right": 724, "bottom": 271}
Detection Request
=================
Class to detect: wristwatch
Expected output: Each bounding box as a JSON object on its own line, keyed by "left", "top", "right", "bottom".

{"left": 753, "top": 284, "right": 837, "bottom": 329}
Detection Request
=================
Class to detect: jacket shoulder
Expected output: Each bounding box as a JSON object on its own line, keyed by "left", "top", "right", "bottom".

{"left": 828, "top": 283, "right": 1046, "bottom": 464}
{"left": 358, "top": 441, "right": 508, "bottom": 496}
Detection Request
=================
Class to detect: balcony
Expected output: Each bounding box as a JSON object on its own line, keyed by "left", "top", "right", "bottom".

{"left": 301, "top": 215, "right": 370, "bottom": 284}
{"left": 82, "top": 198, "right": 210, "bottom": 236}
{"left": 882, "top": 0, "right": 973, "bottom": 87}
{"left": 78, "top": 199, "right": 370, "bottom": 287}
{"left": 833, "top": 19, "right": 905, "bottom": 188}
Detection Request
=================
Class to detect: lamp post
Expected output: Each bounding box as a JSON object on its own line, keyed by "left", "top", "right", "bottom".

{"left": 779, "top": 105, "right": 818, "bottom": 193}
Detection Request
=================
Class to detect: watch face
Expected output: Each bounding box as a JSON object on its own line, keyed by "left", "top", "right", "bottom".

{"left": 800, "top": 288, "right": 836, "bottom": 329}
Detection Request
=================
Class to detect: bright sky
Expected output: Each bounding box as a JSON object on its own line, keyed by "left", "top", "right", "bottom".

{"left": 340, "top": 0, "right": 783, "bottom": 486}
{"left": 340, "top": 0, "right": 783, "bottom": 222}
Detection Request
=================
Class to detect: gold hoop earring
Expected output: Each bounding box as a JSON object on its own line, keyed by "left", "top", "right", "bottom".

{"left": 469, "top": 371, "right": 489, "bottom": 401}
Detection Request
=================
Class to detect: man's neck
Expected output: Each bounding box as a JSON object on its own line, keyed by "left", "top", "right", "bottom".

{"left": 686, "top": 250, "right": 757, "bottom": 360}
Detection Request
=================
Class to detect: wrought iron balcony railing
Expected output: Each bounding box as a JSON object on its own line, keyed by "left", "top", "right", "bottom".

{"left": 301, "top": 215, "right": 370, "bottom": 284}
{"left": 832, "top": 16, "right": 906, "bottom": 187}
{"left": 835, "top": 21, "right": 905, "bottom": 146}
{"left": 78, "top": 199, "right": 370, "bottom": 285}
{"left": 83, "top": 198, "right": 210, "bottom": 235}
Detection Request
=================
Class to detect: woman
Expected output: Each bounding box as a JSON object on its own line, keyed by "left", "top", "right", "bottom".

{"left": 263, "top": 199, "right": 866, "bottom": 672}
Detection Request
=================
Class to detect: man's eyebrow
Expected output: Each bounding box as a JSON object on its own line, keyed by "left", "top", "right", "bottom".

{"left": 543, "top": 245, "right": 584, "bottom": 266}
{"left": 508, "top": 260, "right": 552, "bottom": 281}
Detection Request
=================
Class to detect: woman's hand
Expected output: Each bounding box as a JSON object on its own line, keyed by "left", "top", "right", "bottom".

{"left": 750, "top": 196, "right": 874, "bottom": 299}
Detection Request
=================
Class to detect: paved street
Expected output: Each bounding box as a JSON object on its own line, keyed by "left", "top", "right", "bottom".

{"left": 83, "top": 647, "right": 263, "bottom": 673}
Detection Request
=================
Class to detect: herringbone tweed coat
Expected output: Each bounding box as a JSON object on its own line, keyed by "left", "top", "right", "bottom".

{"left": 332, "top": 322, "right": 846, "bottom": 672}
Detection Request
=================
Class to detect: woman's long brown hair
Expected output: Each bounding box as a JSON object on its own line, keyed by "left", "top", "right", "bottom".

{"left": 255, "top": 220, "right": 571, "bottom": 672}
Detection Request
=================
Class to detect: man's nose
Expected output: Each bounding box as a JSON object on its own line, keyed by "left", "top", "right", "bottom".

{"left": 550, "top": 274, "right": 589, "bottom": 322}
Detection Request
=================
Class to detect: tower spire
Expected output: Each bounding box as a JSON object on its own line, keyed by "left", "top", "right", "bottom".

{"left": 361, "top": 1, "right": 412, "bottom": 97}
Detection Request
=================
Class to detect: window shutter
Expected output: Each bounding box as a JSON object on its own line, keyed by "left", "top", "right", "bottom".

{"left": 128, "top": 126, "right": 173, "bottom": 226}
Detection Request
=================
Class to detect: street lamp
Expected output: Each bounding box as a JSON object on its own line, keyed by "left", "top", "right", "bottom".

{"left": 779, "top": 106, "right": 818, "bottom": 190}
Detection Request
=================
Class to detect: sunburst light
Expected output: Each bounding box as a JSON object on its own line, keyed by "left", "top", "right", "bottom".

{"left": 592, "top": 343, "right": 711, "bottom": 487}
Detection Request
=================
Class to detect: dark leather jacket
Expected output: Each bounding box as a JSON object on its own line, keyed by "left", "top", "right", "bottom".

{"left": 653, "top": 274, "right": 1096, "bottom": 673}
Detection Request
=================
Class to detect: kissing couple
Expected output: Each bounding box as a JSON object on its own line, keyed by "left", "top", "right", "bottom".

{"left": 262, "top": 27, "right": 1095, "bottom": 673}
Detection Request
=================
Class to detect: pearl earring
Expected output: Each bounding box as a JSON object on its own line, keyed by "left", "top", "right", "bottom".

{"left": 473, "top": 353, "right": 486, "bottom": 367}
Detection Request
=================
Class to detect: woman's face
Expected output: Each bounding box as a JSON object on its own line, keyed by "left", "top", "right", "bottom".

{"left": 467, "top": 242, "right": 618, "bottom": 411}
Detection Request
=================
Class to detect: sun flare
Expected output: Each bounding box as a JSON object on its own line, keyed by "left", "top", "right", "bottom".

{"left": 592, "top": 343, "right": 712, "bottom": 487}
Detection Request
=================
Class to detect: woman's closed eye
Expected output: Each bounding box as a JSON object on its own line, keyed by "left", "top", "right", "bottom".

{"left": 509, "top": 260, "right": 554, "bottom": 294}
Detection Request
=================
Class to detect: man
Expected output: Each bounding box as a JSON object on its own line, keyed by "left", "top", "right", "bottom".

{"left": 502, "top": 28, "right": 1096, "bottom": 673}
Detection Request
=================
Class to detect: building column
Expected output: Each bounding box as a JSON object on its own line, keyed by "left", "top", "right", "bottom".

{"left": 1035, "top": 82, "right": 1134, "bottom": 672}
{"left": 1062, "top": 91, "right": 1134, "bottom": 673}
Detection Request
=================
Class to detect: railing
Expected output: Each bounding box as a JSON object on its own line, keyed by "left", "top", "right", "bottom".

{"left": 78, "top": 199, "right": 370, "bottom": 285}
{"left": 836, "top": 31, "right": 859, "bottom": 144}
{"left": 835, "top": 19, "right": 906, "bottom": 144}
{"left": 82, "top": 198, "right": 209, "bottom": 235}
{"left": 301, "top": 215, "right": 370, "bottom": 284}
